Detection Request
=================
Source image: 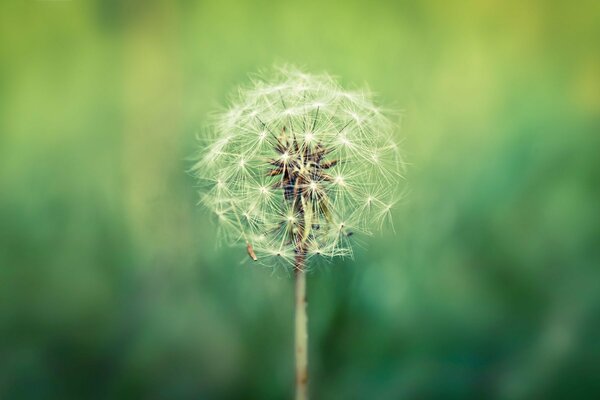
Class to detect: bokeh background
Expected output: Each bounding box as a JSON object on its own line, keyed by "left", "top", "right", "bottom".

{"left": 1, "top": 0, "right": 599, "bottom": 399}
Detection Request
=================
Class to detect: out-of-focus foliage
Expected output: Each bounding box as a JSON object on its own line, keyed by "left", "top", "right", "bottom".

{"left": 0, "top": 0, "right": 598, "bottom": 399}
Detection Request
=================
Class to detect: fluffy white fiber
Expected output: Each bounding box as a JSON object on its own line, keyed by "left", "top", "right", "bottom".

{"left": 192, "top": 67, "right": 404, "bottom": 270}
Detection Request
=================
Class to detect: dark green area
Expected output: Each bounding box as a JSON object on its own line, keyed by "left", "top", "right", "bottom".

{"left": 1, "top": 0, "right": 599, "bottom": 398}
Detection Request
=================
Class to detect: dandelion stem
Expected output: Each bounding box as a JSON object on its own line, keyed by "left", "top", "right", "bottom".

{"left": 294, "top": 254, "right": 308, "bottom": 400}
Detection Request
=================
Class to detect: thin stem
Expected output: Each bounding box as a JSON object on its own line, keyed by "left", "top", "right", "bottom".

{"left": 295, "top": 255, "right": 308, "bottom": 400}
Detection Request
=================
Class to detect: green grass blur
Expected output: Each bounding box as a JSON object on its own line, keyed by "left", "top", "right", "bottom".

{"left": 1, "top": 0, "right": 599, "bottom": 399}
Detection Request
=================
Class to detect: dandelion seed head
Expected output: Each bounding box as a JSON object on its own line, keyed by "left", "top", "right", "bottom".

{"left": 192, "top": 66, "right": 404, "bottom": 270}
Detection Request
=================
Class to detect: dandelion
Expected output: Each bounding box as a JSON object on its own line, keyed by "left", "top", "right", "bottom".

{"left": 191, "top": 66, "right": 404, "bottom": 400}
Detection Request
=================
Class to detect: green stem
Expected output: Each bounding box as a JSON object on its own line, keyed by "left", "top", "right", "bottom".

{"left": 295, "top": 255, "right": 308, "bottom": 400}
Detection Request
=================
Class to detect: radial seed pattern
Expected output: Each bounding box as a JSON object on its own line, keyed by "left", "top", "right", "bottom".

{"left": 192, "top": 67, "right": 404, "bottom": 270}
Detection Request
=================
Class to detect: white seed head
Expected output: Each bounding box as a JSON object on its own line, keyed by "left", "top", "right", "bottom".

{"left": 192, "top": 66, "right": 404, "bottom": 270}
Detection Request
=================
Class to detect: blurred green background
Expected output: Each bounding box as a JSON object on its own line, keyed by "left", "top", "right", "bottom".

{"left": 1, "top": 0, "right": 599, "bottom": 399}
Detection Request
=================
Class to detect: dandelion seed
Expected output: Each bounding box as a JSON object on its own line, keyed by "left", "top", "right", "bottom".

{"left": 339, "top": 135, "right": 352, "bottom": 147}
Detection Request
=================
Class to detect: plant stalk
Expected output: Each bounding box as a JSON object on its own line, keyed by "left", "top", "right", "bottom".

{"left": 295, "top": 255, "right": 308, "bottom": 400}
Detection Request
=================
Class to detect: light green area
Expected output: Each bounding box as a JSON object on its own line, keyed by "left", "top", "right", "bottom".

{"left": 1, "top": 0, "right": 599, "bottom": 398}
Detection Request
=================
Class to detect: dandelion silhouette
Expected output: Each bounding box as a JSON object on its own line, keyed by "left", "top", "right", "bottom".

{"left": 192, "top": 66, "right": 404, "bottom": 399}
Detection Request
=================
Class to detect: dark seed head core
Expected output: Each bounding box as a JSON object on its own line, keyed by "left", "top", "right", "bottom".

{"left": 267, "top": 126, "right": 339, "bottom": 256}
